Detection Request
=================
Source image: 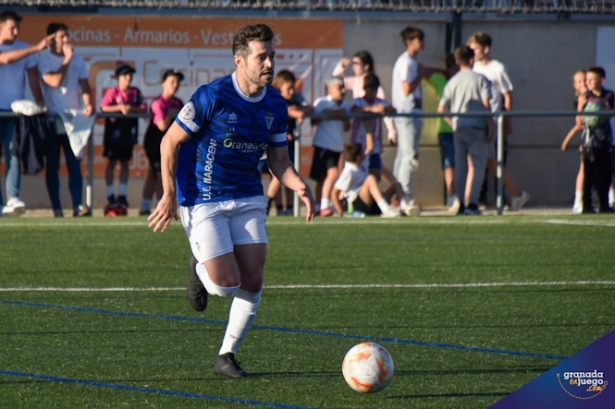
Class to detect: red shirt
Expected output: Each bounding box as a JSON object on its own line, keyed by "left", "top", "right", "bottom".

{"left": 150, "top": 95, "right": 183, "bottom": 125}
{"left": 100, "top": 86, "right": 147, "bottom": 110}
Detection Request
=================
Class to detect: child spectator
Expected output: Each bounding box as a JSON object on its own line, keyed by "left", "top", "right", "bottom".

{"left": 267, "top": 69, "right": 312, "bottom": 216}
{"left": 576, "top": 66, "right": 614, "bottom": 213}
{"left": 561, "top": 70, "right": 587, "bottom": 214}
{"left": 100, "top": 63, "right": 147, "bottom": 213}
{"left": 140, "top": 69, "right": 184, "bottom": 216}
{"left": 332, "top": 143, "right": 403, "bottom": 218}
{"left": 437, "top": 45, "right": 493, "bottom": 216}
{"left": 429, "top": 54, "right": 461, "bottom": 213}
{"left": 310, "top": 77, "right": 350, "bottom": 216}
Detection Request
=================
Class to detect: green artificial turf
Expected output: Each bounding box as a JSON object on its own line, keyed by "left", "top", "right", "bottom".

{"left": 1, "top": 216, "right": 614, "bottom": 408}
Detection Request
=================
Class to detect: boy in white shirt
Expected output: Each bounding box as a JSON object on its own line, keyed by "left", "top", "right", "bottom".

{"left": 310, "top": 77, "right": 350, "bottom": 216}
{"left": 332, "top": 143, "right": 403, "bottom": 218}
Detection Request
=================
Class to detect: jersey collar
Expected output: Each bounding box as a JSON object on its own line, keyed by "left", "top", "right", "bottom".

{"left": 232, "top": 72, "right": 267, "bottom": 103}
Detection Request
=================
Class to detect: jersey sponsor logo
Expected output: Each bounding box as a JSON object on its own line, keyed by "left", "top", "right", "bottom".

{"left": 201, "top": 138, "right": 217, "bottom": 200}
{"left": 179, "top": 102, "right": 195, "bottom": 121}
{"left": 223, "top": 137, "right": 268, "bottom": 153}
{"left": 228, "top": 112, "right": 238, "bottom": 124}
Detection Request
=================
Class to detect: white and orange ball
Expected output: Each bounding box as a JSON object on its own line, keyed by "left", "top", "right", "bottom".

{"left": 342, "top": 342, "right": 394, "bottom": 393}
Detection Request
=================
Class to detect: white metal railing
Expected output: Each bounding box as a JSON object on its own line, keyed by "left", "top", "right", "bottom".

{"left": 1, "top": 109, "right": 612, "bottom": 216}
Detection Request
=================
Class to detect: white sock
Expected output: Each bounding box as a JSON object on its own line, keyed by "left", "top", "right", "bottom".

{"left": 106, "top": 185, "right": 114, "bottom": 196}
{"left": 196, "top": 263, "right": 239, "bottom": 297}
{"left": 609, "top": 188, "right": 615, "bottom": 205}
{"left": 141, "top": 199, "right": 152, "bottom": 212}
{"left": 119, "top": 183, "right": 127, "bottom": 196}
{"left": 376, "top": 199, "right": 390, "bottom": 213}
{"left": 574, "top": 191, "right": 583, "bottom": 205}
{"left": 219, "top": 289, "right": 262, "bottom": 355}
{"left": 320, "top": 198, "right": 330, "bottom": 210}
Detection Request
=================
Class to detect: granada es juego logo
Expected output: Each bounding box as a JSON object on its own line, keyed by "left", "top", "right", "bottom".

{"left": 556, "top": 370, "right": 608, "bottom": 400}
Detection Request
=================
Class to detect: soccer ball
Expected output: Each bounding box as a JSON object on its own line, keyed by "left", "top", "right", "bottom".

{"left": 342, "top": 342, "right": 394, "bottom": 393}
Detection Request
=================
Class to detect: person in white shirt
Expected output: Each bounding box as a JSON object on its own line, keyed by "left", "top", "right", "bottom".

{"left": 309, "top": 77, "right": 350, "bottom": 216}
{"left": 38, "top": 22, "right": 94, "bottom": 217}
{"left": 467, "top": 31, "right": 529, "bottom": 211}
{"left": 391, "top": 26, "right": 441, "bottom": 215}
{"left": 0, "top": 11, "right": 52, "bottom": 216}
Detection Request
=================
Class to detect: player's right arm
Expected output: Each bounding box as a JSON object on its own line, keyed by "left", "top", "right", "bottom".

{"left": 0, "top": 35, "right": 52, "bottom": 65}
{"left": 148, "top": 121, "right": 190, "bottom": 233}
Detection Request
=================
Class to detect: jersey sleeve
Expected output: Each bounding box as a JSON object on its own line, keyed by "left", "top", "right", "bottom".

{"left": 269, "top": 100, "right": 289, "bottom": 148}
{"left": 479, "top": 76, "right": 492, "bottom": 102}
{"left": 77, "top": 57, "right": 89, "bottom": 80}
{"left": 175, "top": 85, "right": 212, "bottom": 136}
{"left": 37, "top": 53, "right": 53, "bottom": 76}
{"left": 439, "top": 81, "right": 452, "bottom": 108}
{"left": 334, "top": 165, "right": 352, "bottom": 194}
{"left": 499, "top": 65, "right": 514, "bottom": 93}
{"left": 100, "top": 88, "right": 116, "bottom": 107}
{"left": 25, "top": 52, "right": 37, "bottom": 70}
{"left": 150, "top": 98, "right": 165, "bottom": 125}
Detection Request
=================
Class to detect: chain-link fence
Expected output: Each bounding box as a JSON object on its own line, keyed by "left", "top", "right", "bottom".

{"left": 0, "top": 0, "right": 613, "bottom": 13}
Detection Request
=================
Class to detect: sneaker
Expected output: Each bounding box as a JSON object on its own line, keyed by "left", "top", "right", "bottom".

{"left": 139, "top": 209, "right": 151, "bottom": 216}
{"left": 456, "top": 203, "right": 466, "bottom": 216}
{"left": 319, "top": 208, "right": 334, "bottom": 217}
{"left": 599, "top": 206, "right": 615, "bottom": 214}
{"left": 447, "top": 195, "right": 460, "bottom": 215}
{"left": 464, "top": 204, "right": 482, "bottom": 216}
{"left": 404, "top": 200, "right": 421, "bottom": 216}
{"left": 187, "top": 254, "right": 207, "bottom": 312}
{"left": 117, "top": 195, "right": 129, "bottom": 209}
{"left": 582, "top": 207, "right": 596, "bottom": 214}
{"left": 214, "top": 353, "right": 247, "bottom": 378}
{"left": 381, "top": 207, "right": 401, "bottom": 218}
{"left": 107, "top": 194, "right": 118, "bottom": 208}
{"left": 510, "top": 191, "right": 530, "bottom": 211}
{"left": 3, "top": 197, "right": 26, "bottom": 217}
{"left": 572, "top": 203, "right": 583, "bottom": 214}
{"left": 53, "top": 208, "right": 64, "bottom": 218}
{"left": 73, "top": 205, "right": 92, "bottom": 217}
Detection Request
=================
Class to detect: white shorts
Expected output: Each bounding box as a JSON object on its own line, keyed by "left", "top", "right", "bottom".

{"left": 180, "top": 196, "right": 268, "bottom": 263}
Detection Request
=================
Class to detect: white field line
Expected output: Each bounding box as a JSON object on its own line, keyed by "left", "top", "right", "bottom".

{"left": 542, "top": 219, "right": 615, "bottom": 227}
{"left": 1, "top": 281, "right": 615, "bottom": 292}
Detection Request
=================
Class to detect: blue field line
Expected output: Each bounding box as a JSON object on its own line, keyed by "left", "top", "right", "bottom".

{"left": 0, "top": 299, "right": 568, "bottom": 361}
{"left": 0, "top": 369, "right": 316, "bottom": 409}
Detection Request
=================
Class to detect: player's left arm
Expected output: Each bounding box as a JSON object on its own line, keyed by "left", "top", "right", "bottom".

{"left": 267, "top": 144, "right": 315, "bottom": 222}
{"left": 79, "top": 77, "right": 94, "bottom": 116}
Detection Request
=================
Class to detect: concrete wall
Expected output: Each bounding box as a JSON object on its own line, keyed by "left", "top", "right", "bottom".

{"left": 14, "top": 16, "right": 613, "bottom": 211}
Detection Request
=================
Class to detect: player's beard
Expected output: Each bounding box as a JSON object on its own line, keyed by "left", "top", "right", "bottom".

{"left": 246, "top": 66, "right": 274, "bottom": 88}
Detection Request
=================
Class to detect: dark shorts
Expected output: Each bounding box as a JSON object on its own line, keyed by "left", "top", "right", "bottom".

{"left": 438, "top": 132, "right": 455, "bottom": 170}
{"left": 368, "top": 153, "right": 381, "bottom": 170}
{"left": 103, "top": 118, "right": 138, "bottom": 162}
{"left": 143, "top": 124, "right": 164, "bottom": 172}
{"left": 258, "top": 158, "right": 270, "bottom": 174}
{"left": 352, "top": 196, "right": 380, "bottom": 215}
{"left": 310, "top": 146, "right": 341, "bottom": 181}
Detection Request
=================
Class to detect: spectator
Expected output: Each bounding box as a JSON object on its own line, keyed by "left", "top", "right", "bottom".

{"left": 39, "top": 22, "right": 94, "bottom": 218}
{"left": 576, "top": 66, "right": 614, "bottom": 214}
{"left": 100, "top": 63, "right": 147, "bottom": 214}
{"left": 140, "top": 69, "right": 184, "bottom": 216}
{"left": 333, "top": 50, "right": 397, "bottom": 144}
{"left": 332, "top": 143, "right": 403, "bottom": 218}
{"left": 391, "top": 27, "right": 441, "bottom": 214}
{"left": 437, "top": 45, "right": 493, "bottom": 216}
{"left": 560, "top": 69, "right": 587, "bottom": 214}
{"left": 310, "top": 76, "right": 350, "bottom": 217}
{"left": 467, "top": 31, "right": 529, "bottom": 211}
{"left": 267, "top": 69, "right": 312, "bottom": 216}
{"left": 428, "top": 53, "right": 460, "bottom": 213}
{"left": 0, "top": 10, "right": 51, "bottom": 216}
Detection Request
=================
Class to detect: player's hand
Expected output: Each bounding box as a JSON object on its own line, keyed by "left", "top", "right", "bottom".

{"left": 37, "top": 34, "right": 54, "bottom": 51}
{"left": 83, "top": 104, "right": 94, "bottom": 117}
{"left": 120, "top": 104, "right": 131, "bottom": 115}
{"left": 388, "top": 131, "right": 397, "bottom": 146}
{"left": 340, "top": 58, "right": 351, "bottom": 69}
{"left": 148, "top": 195, "right": 179, "bottom": 233}
{"left": 298, "top": 186, "right": 315, "bottom": 223}
{"left": 62, "top": 43, "right": 73, "bottom": 60}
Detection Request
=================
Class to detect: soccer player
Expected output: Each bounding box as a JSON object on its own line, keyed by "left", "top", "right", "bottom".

{"left": 148, "top": 24, "right": 315, "bottom": 378}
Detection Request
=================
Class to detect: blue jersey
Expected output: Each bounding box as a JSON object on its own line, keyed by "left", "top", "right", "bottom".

{"left": 175, "top": 73, "right": 288, "bottom": 206}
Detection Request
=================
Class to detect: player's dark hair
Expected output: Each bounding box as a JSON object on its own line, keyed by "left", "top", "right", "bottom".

{"left": 232, "top": 24, "right": 274, "bottom": 57}
{"left": 0, "top": 10, "right": 22, "bottom": 24}
{"left": 454, "top": 45, "right": 475, "bottom": 67}
{"left": 363, "top": 73, "right": 380, "bottom": 90}
{"left": 273, "top": 69, "right": 296, "bottom": 86}
{"left": 353, "top": 50, "right": 375, "bottom": 73}
{"left": 468, "top": 32, "right": 492, "bottom": 48}
{"left": 46, "top": 22, "right": 69, "bottom": 35}
{"left": 400, "top": 26, "right": 424, "bottom": 45}
{"left": 587, "top": 66, "right": 606, "bottom": 79}
{"left": 445, "top": 53, "right": 456, "bottom": 69}
{"left": 344, "top": 143, "right": 364, "bottom": 163}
